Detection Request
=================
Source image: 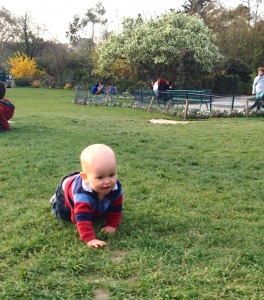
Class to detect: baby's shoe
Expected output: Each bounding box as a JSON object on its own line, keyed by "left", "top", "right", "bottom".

{"left": 50, "top": 194, "right": 56, "bottom": 205}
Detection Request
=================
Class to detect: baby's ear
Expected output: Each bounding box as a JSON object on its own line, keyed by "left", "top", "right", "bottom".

{"left": 80, "top": 172, "right": 88, "bottom": 182}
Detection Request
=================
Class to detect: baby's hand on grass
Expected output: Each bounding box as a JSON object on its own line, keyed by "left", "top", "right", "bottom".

{"left": 100, "top": 226, "right": 116, "bottom": 234}
{"left": 87, "top": 239, "right": 106, "bottom": 248}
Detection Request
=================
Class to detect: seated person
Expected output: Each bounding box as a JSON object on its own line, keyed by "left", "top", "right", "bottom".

{"left": 108, "top": 83, "right": 116, "bottom": 94}
{"left": 113, "top": 83, "right": 117, "bottom": 94}
{"left": 91, "top": 83, "right": 99, "bottom": 94}
{"left": 0, "top": 81, "right": 15, "bottom": 131}
{"left": 95, "top": 82, "right": 105, "bottom": 94}
{"left": 167, "top": 80, "right": 175, "bottom": 90}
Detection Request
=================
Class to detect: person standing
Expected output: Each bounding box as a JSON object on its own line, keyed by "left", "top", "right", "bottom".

{"left": 250, "top": 67, "right": 264, "bottom": 111}
{"left": 157, "top": 78, "right": 169, "bottom": 104}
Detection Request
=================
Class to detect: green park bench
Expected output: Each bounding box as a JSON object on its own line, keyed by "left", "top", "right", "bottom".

{"left": 134, "top": 89, "right": 212, "bottom": 110}
{"left": 162, "top": 90, "right": 212, "bottom": 110}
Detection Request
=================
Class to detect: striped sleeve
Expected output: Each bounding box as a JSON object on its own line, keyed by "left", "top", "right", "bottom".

{"left": 74, "top": 193, "right": 96, "bottom": 242}
{"left": 105, "top": 194, "right": 123, "bottom": 228}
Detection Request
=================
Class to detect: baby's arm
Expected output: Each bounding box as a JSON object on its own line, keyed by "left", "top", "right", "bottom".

{"left": 105, "top": 194, "right": 123, "bottom": 228}
{"left": 101, "top": 226, "right": 116, "bottom": 233}
{"left": 87, "top": 239, "right": 106, "bottom": 248}
{"left": 86, "top": 227, "right": 115, "bottom": 247}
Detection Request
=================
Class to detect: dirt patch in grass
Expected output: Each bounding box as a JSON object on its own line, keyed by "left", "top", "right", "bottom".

{"left": 94, "top": 289, "right": 110, "bottom": 300}
{"left": 149, "top": 119, "right": 190, "bottom": 124}
{"left": 110, "top": 251, "right": 126, "bottom": 263}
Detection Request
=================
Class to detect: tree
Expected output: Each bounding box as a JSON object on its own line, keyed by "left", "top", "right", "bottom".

{"left": 15, "top": 11, "right": 46, "bottom": 59}
{"left": 204, "top": 3, "right": 260, "bottom": 70}
{"left": 97, "top": 12, "right": 220, "bottom": 83}
{"left": 250, "top": 19, "right": 264, "bottom": 70}
{"left": 7, "top": 51, "right": 39, "bottom": 78}
{"left": 41, "top": 41, "right": 72, "bottom": 85}
{"left": 69, "top": 39, "right": 96, "bottom": 84}
{"left": 224, "top": 59, "right": 252, "bottom": 83}
{"left": 0, "top": 6, "right": 17, "bottom": 69}
{"left": 182, "top": 0, "right": 212, "bottom": 19}
{"left": 66, "top": 2, "right": 107, "bottom": 45}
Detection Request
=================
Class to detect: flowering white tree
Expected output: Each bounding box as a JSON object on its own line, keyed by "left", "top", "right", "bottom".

{"left": 97, "top": 12, "right": 220, "bottom": 82}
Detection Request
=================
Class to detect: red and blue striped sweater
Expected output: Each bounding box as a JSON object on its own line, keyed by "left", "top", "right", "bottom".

{"left": 64, "top": 175, "right": 123, "bottom": 242}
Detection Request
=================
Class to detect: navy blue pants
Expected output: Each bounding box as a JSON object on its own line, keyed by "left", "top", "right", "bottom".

{"left": 52, "top": 171, "right": 79, "bottom": 221}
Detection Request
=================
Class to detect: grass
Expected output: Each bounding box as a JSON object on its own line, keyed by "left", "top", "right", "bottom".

{"left": 1, "top": 87, "right": 264, "bottom": 299}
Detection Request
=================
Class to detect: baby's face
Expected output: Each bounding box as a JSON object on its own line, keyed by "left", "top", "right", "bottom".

{"left": 86, "top": 157, "right": 117, "bottom": 199}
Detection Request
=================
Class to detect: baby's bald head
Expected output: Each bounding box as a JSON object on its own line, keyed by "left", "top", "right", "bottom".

{"left": 80, "top": 144, "right": 116, "bottom": 175}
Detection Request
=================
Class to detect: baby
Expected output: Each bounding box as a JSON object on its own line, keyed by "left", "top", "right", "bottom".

{"left": 50, "top": 144, "right": 123, "bottom": 248}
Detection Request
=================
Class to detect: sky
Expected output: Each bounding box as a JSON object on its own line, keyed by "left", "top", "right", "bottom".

{"left": 2, "top": 0, "right": 240, "bottom": 43}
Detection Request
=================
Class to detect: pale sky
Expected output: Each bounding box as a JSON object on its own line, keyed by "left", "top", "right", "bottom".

{"left": 2, "top": 0, "right": 240, "bottom": 43}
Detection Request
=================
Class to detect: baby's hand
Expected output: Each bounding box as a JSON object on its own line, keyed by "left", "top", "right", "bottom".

{"left": 87, "top": 239, "right": 106, "bottom": 248}
{"left": 100, "top": 226, "right": 116, "bottom": 234}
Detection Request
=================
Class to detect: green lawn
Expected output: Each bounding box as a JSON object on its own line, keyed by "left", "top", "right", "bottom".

{"left": 1, "top": 88, "right": 264, "bottom": 299}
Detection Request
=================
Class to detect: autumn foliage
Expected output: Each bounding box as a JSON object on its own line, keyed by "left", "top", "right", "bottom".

{"left": 8, "top": 51, "right": 40, "bottom": 78}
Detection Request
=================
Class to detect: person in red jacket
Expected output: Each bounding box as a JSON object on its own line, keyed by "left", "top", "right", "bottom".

{"left": 0, "top": 81, "right": 15, "bottom": 131}
{"left": 50, "top": 144, "right": 123, "bottom": 248}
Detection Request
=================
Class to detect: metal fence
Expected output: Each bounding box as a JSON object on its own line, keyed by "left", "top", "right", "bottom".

{"left": 74, "top": 89, "right": 255, "bottom": 112}
{"left": 134, "top": 90, "right": 253, "bottom": 112}
{"left": 75, "top": 90, "right": 131, "bottom": 105}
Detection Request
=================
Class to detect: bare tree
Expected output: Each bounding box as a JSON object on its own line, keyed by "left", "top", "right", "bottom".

{"left": 42, "top": 40, "right": 72, "bottom": 85}
{"left": 0, "top": 6, "right": 17, "bottom": 69}
{"left": 15, "top": 11, "right": 46, "bottom": 59}
{"left": 241, "top": 0, "right": 264, "bottom": 24}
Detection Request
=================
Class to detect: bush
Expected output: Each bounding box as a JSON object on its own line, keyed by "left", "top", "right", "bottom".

{"left": 238, "top": 81, "right": 252, "bottom": 95}
{"left": 64, "top": 83, "right": 72, "bottom": 89}
{"left": 126, "top": 81, "right": 148, "bottom": 95}
{"left": 31, "top": 80, "right": 41, "bottom": 88}
{"left": 211, "top": 74, "right": 239, "bottom": 94}
{"left": 224, "top": 59, "right": 252, "bottom": 83}
{"left": 40, "top": 76, "right": 56, "bottom": 88}
{"left": 116, "top": 79, "right": 134, "bottom": 93}
{"left": 14, "top": 77, "right": 30, "bottom": 87}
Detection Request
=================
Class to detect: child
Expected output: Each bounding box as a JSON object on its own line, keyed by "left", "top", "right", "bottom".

{"left": 0, "top": 81, "right": 15, "bottom": 131}
{"left": 50, "top": 144, "right": 123, "bottom": 248}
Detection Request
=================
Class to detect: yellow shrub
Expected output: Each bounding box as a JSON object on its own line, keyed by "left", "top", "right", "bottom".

{"left": 8, "top": 51, "right": 40, "bottom": 78}
{"left": 31, "top": 80, "right": 41, "bottom": 88}
{"left": 64, "top": 83, "right": 72, "bottom": 89}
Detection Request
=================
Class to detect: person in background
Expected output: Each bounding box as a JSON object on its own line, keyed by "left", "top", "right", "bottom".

{"left": 149, "top": 80, "right": 154, "bottom": 90}
{"left": 167, "top": 80, "right": 175, "bottom": 90}
{"left": 157, "top": 78, "right": 168, "bottom": 104}
{"left": 95, "top": 82, "right": 105, "bottom": 94}
{"left": 250, "top": 67, "right": 264, "bottom": 111}
{"left": 108, "top": 83, "right": 116, "bottom": 94}
{"left": 113, "top": 83, "right": 117, "bottom": 94}
{"left": 0, "top": 81, "right": 15, "bottom": 131}
{"left": 91, "top": 83, "right": 99, "bottom": 94}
